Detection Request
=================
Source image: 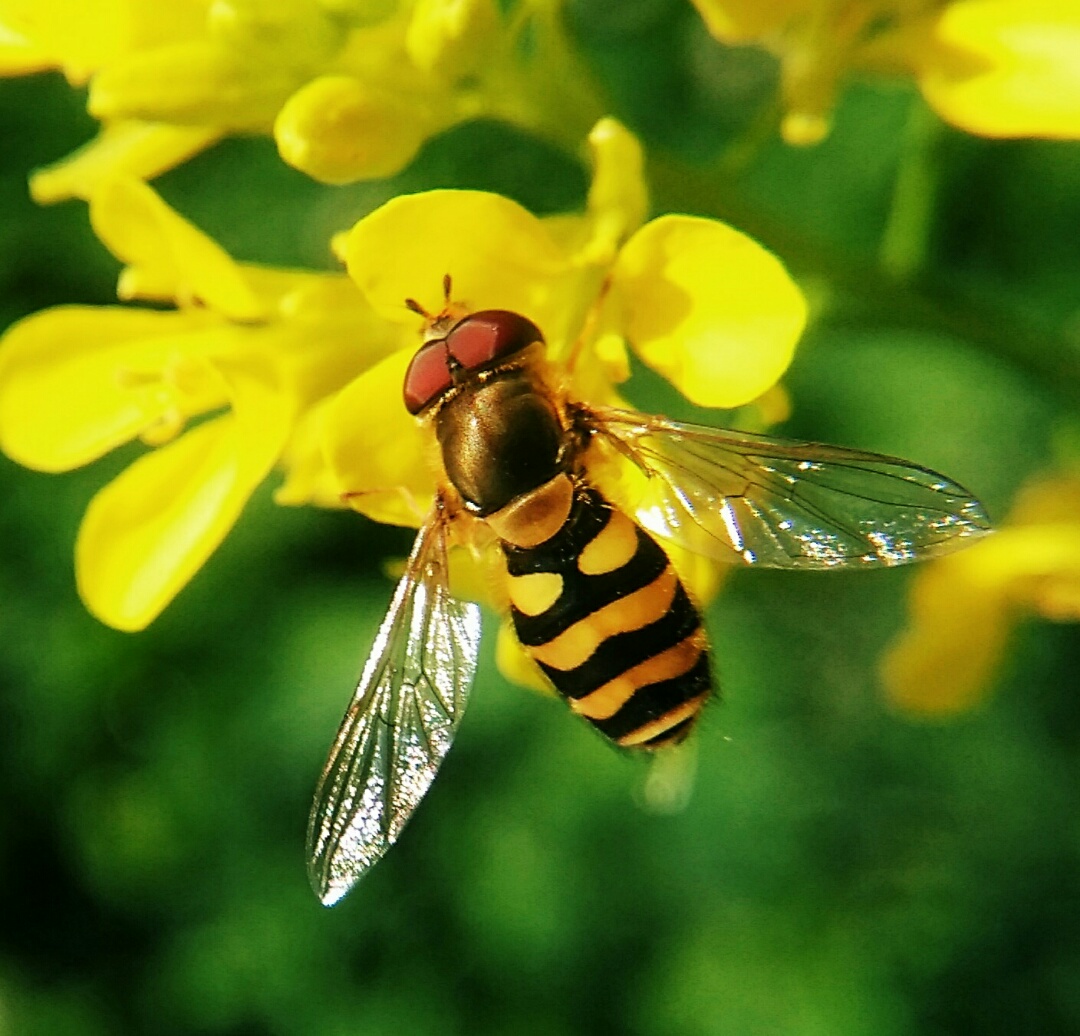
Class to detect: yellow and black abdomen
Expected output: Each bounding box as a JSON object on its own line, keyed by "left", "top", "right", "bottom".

{"left": 502, "top": 485, "right": 712, "bottom": 750}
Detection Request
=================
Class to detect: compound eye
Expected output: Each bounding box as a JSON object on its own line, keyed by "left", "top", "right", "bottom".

{"left": 445, "top": 310, "right": 543, "bottom": 371}
{"left": 403, "top": 341, "right": 452, "bottom": 414}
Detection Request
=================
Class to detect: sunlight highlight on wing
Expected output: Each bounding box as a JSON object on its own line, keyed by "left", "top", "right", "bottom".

{"left": 307, "top": 518, "right": 481, "bottom": 906}
{"left": 588, "top": 409, "right": 991, "bottom": 570}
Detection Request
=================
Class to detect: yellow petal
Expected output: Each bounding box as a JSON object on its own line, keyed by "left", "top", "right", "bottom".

{"left": 274, "top": 74, "right": 436, "bottom": 184}
{"left": 882, "top": 519, "right": 1080, "bottom": 714}
{"left": 274, "top": 395, "right": 347, "bottom": 508}
{"left": 0, "top": 0, "right": 208, "bottom": 79}
{"left": 609, "top": 215, "right": 806, "bottom": 408}
{"left": 343, "top": 189, "right": 569, "bottom": 332}
{"left": 880, "top": 555, "right": 1012, "bottom": 716}
{"left": 577, "top": 117, "right": 649, "bottom": 265}
{"left": 90, "top": 178, "right": 265, "bottom": 320}
{"left": 29, "top": 121, "right": 223, "bottom": 205}
{"left": 495, "top": 620, "right": 556, "bottom": 695}
{"left": 564, "top": 328, "right": 631, "bottom": 408}
{"left": 404, "top": 0, "right": 498, "bottom": 77}
{"left": 0, "top": 306, "right": 227, "bottom": 471}
{"left": 0, "top": 23, "right": 54, "bottom": 74}
{"left": 918, "top": 0, "right": 1080, "bottom": 138}
{"left": 1008, "top": 474, "right": 1080, "bottom": 525}
{"left": 976, "top": 522, "right": 1080, "bottom": 619}
{"left": 206, "top": 0, "right": 340, "bottom": 65}
{"left": 76, "top": 367, "right": 292, "bottom": 630}
{"left": 540, "top": 119, "right": 647, "bottom": 270}
{"left": 88, "top": 40, "right": 295, "bottom": 130}
{"left": 320, "top": 346, "right": 433, "bottom": 527}
{"left": 0, "top": 0, "right": 129, "bottom": 79}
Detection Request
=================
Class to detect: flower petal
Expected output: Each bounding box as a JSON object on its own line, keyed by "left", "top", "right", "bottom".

{"left": 87, "top": 40, "right": 295, "bottom": 129}
{"left": 0, "top": 0, "right": 129, "bottom": 79}
{"left": 542, "top": 118, "right": 648, "bottom": 267}
{"left": 0, "top": 0, "right": 208, "bottom": 79}
{"left": 274, "top": 74, "right": 437, "bottom": 184}
{"left": 882, "top": 520, "right": 1080, "bottom": 714}
{"left": 29, "top": 121, "right": 223, "bottom": 205}
{"left": 578, "top": 117, "right": 649, "bottom": 264}
{"left": 90, "top": 178, "right": 265, "bottom": 320}
{"left": 609, "top": 215, "right": 806, "bottom": 408}
{"left": 343, "top": 189, "right": 570, "bottom": 331}
{"left": 0, "top": 23, "right": 55, "bottom": 74}
{"left": 495, "top": 620, "right": 556, "bottom": 695}
{"left": 274, "top": 395, "right": 347, "bottom": 509}
{"left": 0, "top": 306, "right": 227, "bottom": 471}
{"left": 880, "top": 553, "right": 1012, "bottom": 716}
{"left": 918, "top": 0, "right": 1080, "bottom": 138}
{"left": 320, "top": 346, "right": 433, "bottom": 527}
{"left": 75, "top": 366, "right": 292, "bottom": 630}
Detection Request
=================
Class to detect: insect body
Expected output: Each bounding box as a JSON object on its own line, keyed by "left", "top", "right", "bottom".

{"left": 409, "top": 306, "right": 712, "bottom": 751}
{"left": 501, "top": 485, "right": 711, "bottom": 751}
{"left": 307, "top": 289, "right": 991, "bottom": 906}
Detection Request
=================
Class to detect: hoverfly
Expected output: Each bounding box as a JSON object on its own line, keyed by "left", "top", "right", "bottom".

{"left": 306, "top": 277, "right": 990, "bottom": 905}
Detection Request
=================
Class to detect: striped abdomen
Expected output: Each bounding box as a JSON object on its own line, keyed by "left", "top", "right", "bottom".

{"left": 500, "top": 483, "right": 711, "bottom": 749}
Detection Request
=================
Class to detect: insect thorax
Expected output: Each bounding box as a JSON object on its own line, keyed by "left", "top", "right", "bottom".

{"left": 434, "top": 367, "right": 565, "bottom": 516}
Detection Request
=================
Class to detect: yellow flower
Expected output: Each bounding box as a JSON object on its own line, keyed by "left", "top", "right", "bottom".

{"left": 1, "top": 0, "right": 600, "bottom": 201}
{"left": 908, "top": 0, "right": 1080, "bottom": 139}
{"left": 0, "top": 177, "right": 405, "bottom": 630}
{"left": 323, "top": 117, "right": 807, "bottom": 523}
{"left": 881, "top": 473, "right": 1080, "bottom": 716}
{"left": 689, "top": 0, "right": 1080, "bottom": 143}
{"left": 0, "top": 0, "right": 224, "bottom": 201}
{"left": 319, "top": 117, "right": 807, "bottom": 683}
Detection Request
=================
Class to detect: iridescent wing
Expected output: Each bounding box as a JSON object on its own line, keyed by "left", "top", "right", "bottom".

{"left": 584, "top": 407, "right": 991, "bottom": 568}
{"left": 307, "top": 514, "right": 481, "bottom": 906}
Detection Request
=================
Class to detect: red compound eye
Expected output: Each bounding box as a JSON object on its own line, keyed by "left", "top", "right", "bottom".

{"left": 403, "top": 341, "right": 452, "bottom": 415}
{"left": 444, "top": 310, "right": 543, "bottom": 371}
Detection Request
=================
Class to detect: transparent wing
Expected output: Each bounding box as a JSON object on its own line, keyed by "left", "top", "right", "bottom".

{"left": 306, "top": 515, "right": 482, "bottom": 906}
{"left": 586, "top": 407, "right": 991, "bottom": 569}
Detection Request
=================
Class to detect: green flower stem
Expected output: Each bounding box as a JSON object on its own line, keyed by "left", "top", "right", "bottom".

{"left": 879, "top": 101, "right": 945, "bottom": 282}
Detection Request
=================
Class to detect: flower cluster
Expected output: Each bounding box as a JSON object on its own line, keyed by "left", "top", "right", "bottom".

{"left": 690, "top": 0, "right": 1080, "bottom": 144}
{"left": 0, "top": 0, "right": 598, "bottom": 202}
{"left": 7, "top": 0, "right": 1069, "bottom": 720}
{"left": 0, "top": 118, "right": 806, "bottom": 659}
{"left": 0, "top": 175, "right": 406, "bottom": 629}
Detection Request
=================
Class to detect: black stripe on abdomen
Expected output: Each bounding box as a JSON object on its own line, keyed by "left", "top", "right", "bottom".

{"left": 509, "top": 523, "right": 669, "bottom": 647}
{"left": 499, "top": 484, "right": 712, "bottom": 749}
{"left": 590, "top": 652, "right": 711, "bottom": 741}
{"left": 535, "top": 581, "right": 701, "bottom": 698}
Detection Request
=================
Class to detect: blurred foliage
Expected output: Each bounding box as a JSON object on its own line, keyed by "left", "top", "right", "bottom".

{"left": 2, "top": 2, "right": 1080, "bottom": 1035}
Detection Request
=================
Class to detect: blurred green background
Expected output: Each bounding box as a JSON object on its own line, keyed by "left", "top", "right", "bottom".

{"left": 2, "top": 2, "right": 1080, "bottom": 1034}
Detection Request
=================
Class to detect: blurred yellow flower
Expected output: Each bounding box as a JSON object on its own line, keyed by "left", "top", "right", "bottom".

{"left": 0, "top": 177, "right": 405, "bottom": 630}
{"left": 689, "top": 0, "right": 1080, "bottom": 144}
{"left": 0, "top": 0, "right": 599, "bottom": 201}
{"left": 910, "top": 0, "right": 1080, "bottom": 139}
{"left": 881, "top": 473, "right": 1080, "bottom": 716}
